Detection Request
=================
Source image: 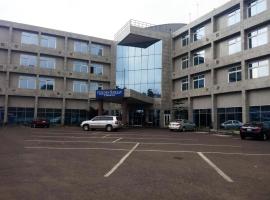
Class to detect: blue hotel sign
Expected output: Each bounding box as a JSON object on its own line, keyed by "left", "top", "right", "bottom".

{"left": 96, "top": 89, "right": 124, "bottom": 99}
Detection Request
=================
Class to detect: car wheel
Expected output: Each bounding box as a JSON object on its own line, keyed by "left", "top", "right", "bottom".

{"left": 182, "top": 127, "right": 186, "bottom": 132}
{"left": 106, "top": 125, "right": 113, "bottom": 132}
{"left": 240, "top": 134, "right": 246, "bottom": 140}
{"left": 83, "top": 124, "right": 90, "bottom": 131}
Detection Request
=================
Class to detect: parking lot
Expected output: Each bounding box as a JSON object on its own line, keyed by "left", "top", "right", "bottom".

{"left": 0, "top": 127, "right": 270, "bottom": 200}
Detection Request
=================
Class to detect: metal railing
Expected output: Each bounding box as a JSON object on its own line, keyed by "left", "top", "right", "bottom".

{"left": 114, "top": 19, "right": 156, "bottom": 41}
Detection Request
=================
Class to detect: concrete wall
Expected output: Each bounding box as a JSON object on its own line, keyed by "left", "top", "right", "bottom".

{"left": 215, "top": 34, "right": 241, "bottom": 58}
{"left": 216, "top": 92, "right": 242, "bottom": 107}
{"left": 0, "top": 26, "right": 9, "bottom": 42}
{"left": 38, "top": 98, "right": 62, "bottom": 109}
{"left": 192, "top": 96, "right": 211, "bottom": 109}
{"left": 11, "top": 51, "right": 37, "bottom": 66}
{"left": 248, "top": 88, "right": 270, "bottom": 106}
{"left": 66, "top": 99, "right": 88, "bottom": 110}
{"left": 0, "top": 49, "right": 8, "bottom": 64}
{"left": 9, "top": 96, "right": 35, "bottom": 107}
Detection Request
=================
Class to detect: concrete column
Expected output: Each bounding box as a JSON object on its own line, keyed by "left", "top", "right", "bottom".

{"left": 3, "top": 95, "right": 8, "bottom": 124}
{"left": 242, "top": 90, "right": 249, "bottom": 123}
{"left": 61, "top": 98, "right": 66, "bottom": 125}
{"left": 121, "top": 99, "right": 128, "bottom": 125}
{"left": 188, "top": 97, "right": 193, "bottom": 122}
{"left": 211, "top": 94, "right": 217, "bottom": 130}
{"left": 98, "top": 101, "right": 103, "bottom": 116}
{"left": 34, "top": 96, "right": 38, "bottom": 119}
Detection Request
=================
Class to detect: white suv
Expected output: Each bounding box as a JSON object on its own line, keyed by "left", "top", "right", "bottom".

{"left": 80, "top": 116, "right": 122, "bottom": 132}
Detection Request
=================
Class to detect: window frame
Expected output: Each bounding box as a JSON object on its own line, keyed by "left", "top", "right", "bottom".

{"left": 74, "top": 41, "right": 89, "bottom": 54}
{"left": 248, "top": 59, "right": 269, "bottom": 79}
{"left": 73, "top": 81, "right": 88, "bottom": 93}
{"left": 193, "top": 74, "right": 205, "bottom": 89}
{"left": 227, "top": 9, "right": 241, "bottom": 26}
{"left": 21, "top": 32, "right": 38, "bottom": 45}
{"left": 181, "top": 56, "right": 189, "bottom": 70}
{"left": 18, "top": 76, "right": 36, "bottom": 89}
{"left": 39, "top": 77, "right": 55, "bottom": 91}
{"left": 193, "top": 50, "right": 205, "bottom": 66}
{"left": 181, "top": 34, "right": 189, "bottom": 47}
{"left": 91, "top": 44, "right": 104, "bottom": 56}
{"left": 228, "top": 66, "right": 242, "bottom": 83}
{"left": 40, "top": 35, "right": 57, "bottom": 49}
{"left": 91, "top": 63, "right": 104, "bottom": 76}
{"left": 73, "top": 61, "right": 89, "bottom": 73}
{"left": 228, "top": 37, "right": 241, "bottom": 55}
{"left": 248, "top": 27, "right": 268, "bottom": 49}
{"left": 20, "top": 54, "right": 37, "bottom": 67}
{"left": 181, "top": 77, "right": 189, "bottom": 91}
{"left": 40, "top": 56, "right": 56, "bottom": 69}
{"left": 247, "top": 0, "right": 267, "bottom": 17}
{"left": 193, "top": 26, "right": 205, "bottom": 42}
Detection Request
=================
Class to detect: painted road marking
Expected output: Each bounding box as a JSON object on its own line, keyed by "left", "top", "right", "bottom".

{"left": 24, "top": 146, "right": 270, "bottom": 156}
{"left": 112, "top": 138, "right": 122, "bottom": 143}
{"left": 197, "top": 152, "right": 234, "bottom": 183}
{"left": 104, "top": 143, "right": 140, "bottom": 178}
{"left": 102, "top": 134, "right": 110, "bottom": 138}
{"left": 29, "top": 135, "right": 117, "bottom": 139}
{"left": 24, "top": 139, "right": 240, "bottom": 148}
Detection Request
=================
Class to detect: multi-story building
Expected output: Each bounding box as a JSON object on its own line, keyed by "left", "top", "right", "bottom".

{"left": 0, "top": 0, "right": 270, "bottom": 129}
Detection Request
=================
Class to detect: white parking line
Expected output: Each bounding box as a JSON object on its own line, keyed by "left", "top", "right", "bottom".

{"left": 25, "top": 146, "right": 129, "bottom": 151}
{"left": 112, "top": 138, "right": 122, "bottom": 143}
{"left": 24, "top": 146, "right": 270, "bottom": 156}
{"left": 29, "top": 135, "right": 116, "bottom": 139}
{"left": 104, "top": 143, "right": 140, "bottom": 178}
{"left": 197, "top": 152, "right": 234, "bottom": 183}
{"left": 102, "top": 134, "right": 110, "bottom": 138}
{"left": 24, "top": 139, "right": 240, "bottom": 148}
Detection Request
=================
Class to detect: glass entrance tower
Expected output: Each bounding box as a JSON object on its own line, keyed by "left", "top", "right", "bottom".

{"left": 116, "top": 41, "right": 162, "bottom": 98}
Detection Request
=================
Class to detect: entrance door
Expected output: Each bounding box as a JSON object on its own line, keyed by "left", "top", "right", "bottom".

{"left": 164, "top": 114, "right": 171, "bottom": 127}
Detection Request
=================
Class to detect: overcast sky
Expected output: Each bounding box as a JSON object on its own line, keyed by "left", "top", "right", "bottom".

{"left": 0, "top": 0, "right": 230, "bottom": 40}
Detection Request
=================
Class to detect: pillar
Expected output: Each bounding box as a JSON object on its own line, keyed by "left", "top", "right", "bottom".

{"left": 34, "top": 96, "right": 38, "bottom": 119}
{"left": 61, "top": 98, "right": 66, "bottom": 125}
{"left": 242, "top": 90, "right": 249, "bottom": 123}
{"left": 188, "top": 97, "right": 193, "bottom": 122}
{"left": 211, "top": 94, "right": 217, "bottom": 130}
{"left": 121, "top": 99, "right": 128, "bottom": 125}
{"left": 98, "top": 100, "right": 103, "bottom": 116}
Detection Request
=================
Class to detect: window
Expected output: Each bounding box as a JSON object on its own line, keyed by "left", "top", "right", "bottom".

{"left": 181, "top": 78, "right": 189, "bottom": 91}
{"left": 39, "top": 77, "right": 54, "bottom": 90}
{"left": 248, "top": 59, "right": 269, "bottom": 79}
{"left": 248, "top": 0, "right": 267, "bottom": 17}
{"left": 73, "top": 81, "right": 88, "bottom": 93}
{"left": 20, "top": 54, "right": 37, "bottom": 67}
{"left": 182, "top": 34, "right": 189, "bottom": 47}
{"left": 73, "top": 61, "right": 88, "bottom": 73}
{"left": 40, "top": 57, "right": 56, "bottom": 69}
{"left": 228, "top": 66, "right": 242, "bottom": 82}
{"left": 40, "top": 35, "right": 56, "bottom": 49}
{"left": 89, "top": 82, "right": 103, "bottom": 91}
{"left": 193, "top": 50, "right": 205, "bottom": 66}
{"left": 21, "top": 32, "right": 38, "bottom": 45}
{"left": 74, "top": 41, "right": 88, "bottom": 53}
{"left": 91, "top": 44, "right": 104, "bottom": 56}
{"left": 228, "top": 37, "right": 241, "bottom": 55}
{"left": 193, "top": 26, "right": 205, "bottom": 41}
{"left": 227, "top": 9, "right": 240, "bottom": 26}
{"left": 19, "top": 76, "right": 36, "bottom": 89}
{"left": 248, "top": 27, "right": 268, "bottom": 48}
{"left": 181, "top": 56, "right": 189, "bottom": 69}
{"left": 193, "top": 75, "right": 205, "bottom": 89}
{"left": 91, "top": 63, "right": 103, "bottom": 75}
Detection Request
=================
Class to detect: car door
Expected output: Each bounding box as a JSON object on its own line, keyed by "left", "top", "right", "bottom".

{"left": 90, "top": 116, "right": 100, "bottom": 128}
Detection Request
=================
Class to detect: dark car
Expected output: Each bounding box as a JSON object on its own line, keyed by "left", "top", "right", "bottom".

{"left": 31, "top": 119, "right": 50, "bottom": 128}
{"left": 240, "top": 121, "right": 270, "bottom": 140}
